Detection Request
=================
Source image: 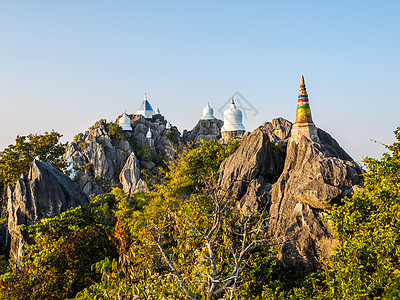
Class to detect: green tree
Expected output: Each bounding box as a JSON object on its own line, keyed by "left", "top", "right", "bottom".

{"left": 323, "top": 127, "right": 400, "bottom": 299}
{"left": 0, "top": 193, "right": 119, "bottom": 300}
{"left": 0, "top": 131, "right": 67, "bottom": 209}
{"left": 75, "top": 139, "right": 284, "bottom": 299}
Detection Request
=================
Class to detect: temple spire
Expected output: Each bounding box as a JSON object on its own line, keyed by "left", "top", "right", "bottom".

{"left": 291, "top": 75, "right": 319, "bottom": 142}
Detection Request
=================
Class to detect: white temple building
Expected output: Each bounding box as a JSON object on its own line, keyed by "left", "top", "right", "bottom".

{"left": 66, "top": 150, "right": 76, "bottom": 179}
{"left": 166, "top": 121, "right": 172, "bottom": 130}
{"left": 136, "top": 93, "right": 155, "bottom": 118}
{"left": 118, "top": 113, "right": 132, "bottom": 131}
{"left": 201, "top": 103, "right": 215, "bottom": 120}
{"left": 154, "top": 107, "right": 161, "bottom": 115}
{"left": 221, "top": 98, "right": 245, "bottom": 141}
{"left": 146, "top": 128, "right": 152, "bottom": 139}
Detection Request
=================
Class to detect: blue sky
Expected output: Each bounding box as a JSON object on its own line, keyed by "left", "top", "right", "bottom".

{"left": 0, "top": 1, "right": 399, "bottom": 162}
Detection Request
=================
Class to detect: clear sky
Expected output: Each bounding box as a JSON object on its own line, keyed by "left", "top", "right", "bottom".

{"left": 0, "top": 1, "right": 399, "bottom": 162}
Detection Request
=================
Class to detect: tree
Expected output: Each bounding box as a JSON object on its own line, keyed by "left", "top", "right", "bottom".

{"left": 74, "top": 139, "right": 283, "bottom": 299}
{"left": 323, "top": 127, "right": 400, "bottom": 299}
{"left": 0, "top": 192, "right": 119, "bottom": 300}
{"left": 0, "top": 131, "right": 67, "bottom": 210}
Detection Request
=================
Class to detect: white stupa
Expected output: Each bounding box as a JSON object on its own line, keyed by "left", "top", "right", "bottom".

{"left": 221, "top": 98, "right": 245, "bottom": 141}
{"left": 201, "top": 103, "right": 215, "bottom": 120}
{"left": 146, "top": 128, "right": 152, "bottom": 139}
{"left": 118, "top": 113, "right": 132, "bottom": 131}
{"left": 166, "top": 121, "right": 172, "bottom": 130}
{"left": 154, "top": 106, "right": 161, "bottom": 115}
{"left": 136, "top": 93, "right": 155, "bottom": 118}
{"left": 66, "top": 150, "right": 76, "bottom": 179}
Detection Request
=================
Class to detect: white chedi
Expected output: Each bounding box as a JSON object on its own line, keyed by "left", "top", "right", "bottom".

{"left": 118, "top": 113, "right": 132, "bottom": 131}
{"left": 136, "top": 93, "right": 155, "bottom": 118}
{"left": 154, "top": 106, "right": 161, "bottom": 115}
{"left": 201, "top": 103, "right": 215, "bottom": 120}
{"left": 66, "top": 150, "right": 76, "bottom": 179}
{"left": 146, "top": 128, "right": 152, "bottom": 139}
{"left": 166, "top": 121, "right": 172, "bottom": 130}
{"left": 221, "top": 98, "right": 245, "bottom": 132}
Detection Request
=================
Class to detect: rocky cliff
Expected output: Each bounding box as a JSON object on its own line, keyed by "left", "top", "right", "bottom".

{"left": 218, "top": 118, "right": 363, "bottom": 271}
{"left": 183, "top": 118, "right": 223, "bottom": 143}
{"left": 68, "top": 115, "right": 179, "bottom": 196}
{"left": 218, "top": 124, "right": 285, "bottom": 214}
{"left": 7, "top": 159, "right": 89, "bottom": 264}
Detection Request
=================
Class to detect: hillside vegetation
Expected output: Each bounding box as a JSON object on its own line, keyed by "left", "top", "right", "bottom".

{"left": 0, "top": 129, "right": 399, "bottom": 299}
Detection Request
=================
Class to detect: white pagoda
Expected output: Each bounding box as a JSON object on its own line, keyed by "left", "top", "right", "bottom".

{"left": 136, "top": 93, "right": 155, "bottom": 118}
{"left": 221, "top": 98, "right": 245, "bottom": 141}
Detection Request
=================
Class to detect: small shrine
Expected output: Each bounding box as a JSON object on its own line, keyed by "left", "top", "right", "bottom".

{"left": 221, "top": 98, "right": 245, "bottom": 141}
{"left": 291, "top": 76, "right": 319, "bottom": 142}
{"left": 136, "top": 93, "right": 155, "bottom": 118}
{"left": 201, "top": 103, "right": 215, "bottom": 120}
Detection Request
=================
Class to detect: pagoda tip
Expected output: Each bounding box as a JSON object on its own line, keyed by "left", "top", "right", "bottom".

{"left": 300, "top": 75, "right": 305, "bottom": 86}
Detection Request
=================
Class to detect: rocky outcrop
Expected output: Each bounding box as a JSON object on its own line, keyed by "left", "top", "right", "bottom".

{"left": 217, "top": 117, "right": 363, "bottom": 271}
{"left": 183, "top": 119, "right": 223, "bottom": 144}
{"left": 7, "top": 160, "right": 89, "bottom": 264}
{"left": 218, "top": 125, "right": 285, "bottom": 214}
{"left": 119, "top": 152, "right": 147, "bottom": 194}
{"left": 260, "top": 117, "right": 293, "bottom": 147}
{"left": 268, "top": 129, "right": 364, "bottom": 271}
{"left": 69, "top": 115, "right": 179, "bottom": 196}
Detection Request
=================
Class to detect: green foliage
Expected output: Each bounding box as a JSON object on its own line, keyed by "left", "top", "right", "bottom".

{"left": 106, "top": 122, "right": 124, "bottom": 141}
{"left": 165, "top": 139, "right": 240, "bottom": 195}
{"left": 74, "top": 139, "right": 281, "bottom": 299}
{"left": 323, "top": 127, "right": 400, "bottom": 299}
{"left": 137, "top": 145, "right": 153, "bottom": 161}
{"left": 0, "top": 193, "right": 120, "bottom": 300}
{"left": 78, "top": 142, "right": 88, "bottom": 150}
{"left": 0, "top": 131, "right": 67, "bottom": 209}
{"left": 166, "top": 125, "right": 180, "bottom": 145}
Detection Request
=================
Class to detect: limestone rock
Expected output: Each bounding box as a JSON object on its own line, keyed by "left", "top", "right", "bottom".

{"left": 69, "top": 116, "right": 179, "bottom": 196}
{"left": 218, "top": 126, "right": 285, "bottom": 211}
{"left": 7, "top": 160, "right": 89, "bottom": 264}
{"left": 260, "top": 117, "right": 293, "bottom": 147}
{"left": 119, "top": 152, "right": 148, "bottom": 194}
{"left": 183, "top": 119, "right": 223, "bottom": 144}
{"left": 268, "top": 131, "right": 363, "bottom": 271}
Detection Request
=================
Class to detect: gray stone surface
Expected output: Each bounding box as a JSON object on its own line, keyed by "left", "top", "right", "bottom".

{"left": 268, "top": 131, "right": 364, "bottom": 271}
{"left": 119, "top": 152, "right": 148, "bottom": 194}
{"left": 7, "top": 160, "right": 89, "bottom": 264}
{"left": 69, "top": 116, "right": 178, "bottom": 196}
{"left": 217, "top": 118, "right": 364, "bottom": 271}
{"left": 183, "top": 119, "right": 223, "bottom": 144}
{"left": 218, "top": 125, "right": 285, "bottom": 212}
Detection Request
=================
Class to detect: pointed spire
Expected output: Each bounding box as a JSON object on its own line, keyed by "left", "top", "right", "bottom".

{"left": 294, "top": 75, "right": 312, "bottom": 124}
{"left": 144, "top": 92, "right": 148, "bottom": 100}
{"left": 291, "top": 75, "right": 319, "bottom": 142}
{"left": 201, "top": 102, "right": 215, "bottom": 120}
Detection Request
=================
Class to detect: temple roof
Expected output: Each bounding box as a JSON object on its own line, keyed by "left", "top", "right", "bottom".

{"left": 139, "top": 100, "right": 153, "bottom": 112}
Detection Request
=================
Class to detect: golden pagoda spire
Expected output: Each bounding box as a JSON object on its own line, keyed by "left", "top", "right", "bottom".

{"left": 291, "top": 75, "right": 319, "bottom": 142}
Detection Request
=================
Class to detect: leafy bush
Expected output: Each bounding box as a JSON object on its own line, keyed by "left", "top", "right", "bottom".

{"left": 323, "top": 127, "right": 400, "bottom": 299}
{"left": 106, "top": 122, "right": 123, "bottom": 141}
{"left": 0, "top": 194, "right": 119, "bottom": 300}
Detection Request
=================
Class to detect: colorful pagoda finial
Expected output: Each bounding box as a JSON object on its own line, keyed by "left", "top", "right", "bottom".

{"left": 294, "top": 75, "right": 313, "bottom": 124}
{"left": 291, "top": 75, "right": 319, "bottom": 142}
